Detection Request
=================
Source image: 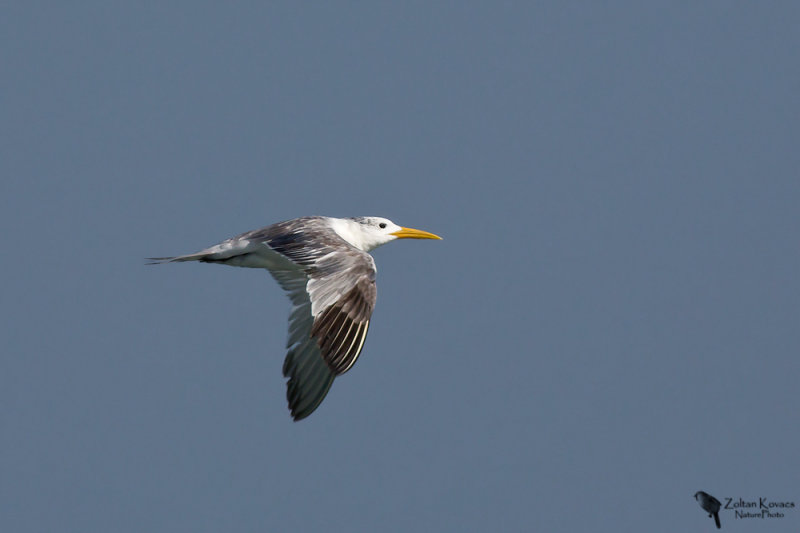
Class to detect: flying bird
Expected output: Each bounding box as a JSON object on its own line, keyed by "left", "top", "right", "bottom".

{"left": 694, "top": 491, "right": 722, "bottom": 529}
{"left": 149, "top": 216, "right": 441, "bottom": 420}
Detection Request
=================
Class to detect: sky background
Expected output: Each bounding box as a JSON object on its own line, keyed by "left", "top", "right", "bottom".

{"left": 2, "top": 2, "right": 798, "bottom": 532}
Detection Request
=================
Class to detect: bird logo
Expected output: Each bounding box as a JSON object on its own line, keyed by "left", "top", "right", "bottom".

{"left": 694, "top": 491, "right": 722, "bottom": 528}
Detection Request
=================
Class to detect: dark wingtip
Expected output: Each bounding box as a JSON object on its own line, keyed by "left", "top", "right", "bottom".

{"left": 289, "top": 403, "right": 317, "bottom": 422}
{"left": 287, "top": 383, "right": 333, "bottom": 421}
{"left": 291, "top": 410, "right": 311, "bottom": 422}
{"left": 285, "top": 371, "right": 335, "bottom": 422}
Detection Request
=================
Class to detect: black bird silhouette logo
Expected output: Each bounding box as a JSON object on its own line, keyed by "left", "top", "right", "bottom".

{"left": 694, "top": 491, "right": 722, "bottom": 528}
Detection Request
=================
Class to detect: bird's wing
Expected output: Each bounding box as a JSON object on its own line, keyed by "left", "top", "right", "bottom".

{"left": 268, "top": 266, "right": 336, "bottom": 421}
{"left": 305, "top": 251, "right": 376, "bottom": 374}
{"left": 249, "top": 219, "right": 377, "bottom": 420}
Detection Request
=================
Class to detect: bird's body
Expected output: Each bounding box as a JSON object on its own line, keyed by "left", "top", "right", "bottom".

{"left": 150, "top": 216, "right": 440, "bottom": 420}
{"left": 694, "top": 491, "right": 722, "bottom": 529}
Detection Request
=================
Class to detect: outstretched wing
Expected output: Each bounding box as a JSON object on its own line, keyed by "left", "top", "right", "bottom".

{"left": 252, "top": 219, "right": 377, "bottom": 420}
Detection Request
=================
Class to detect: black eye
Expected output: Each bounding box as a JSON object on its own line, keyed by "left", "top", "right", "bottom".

{"left": 379, "top": 223, "right": 387, "bottom": 229}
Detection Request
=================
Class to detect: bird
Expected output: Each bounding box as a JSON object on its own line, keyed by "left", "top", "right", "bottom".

{"left": 694, "top": 491, "right": 722, "bottom": 529}
{"left": 149, "top": 216, "right": 441, "bottom": 420}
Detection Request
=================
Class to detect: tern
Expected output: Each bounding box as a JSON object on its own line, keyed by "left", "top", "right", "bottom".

{"left": 150, "top": 216, "right": 441, "bottom": 420}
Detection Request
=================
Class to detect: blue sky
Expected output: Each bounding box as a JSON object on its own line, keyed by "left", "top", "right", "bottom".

{"left": 2, "top": 3, "right": 798, "bottom": 532}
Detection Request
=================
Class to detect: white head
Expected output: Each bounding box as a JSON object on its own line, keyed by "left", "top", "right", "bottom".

{"left": 330, "top": 216, "right": 442, "bottom": 252}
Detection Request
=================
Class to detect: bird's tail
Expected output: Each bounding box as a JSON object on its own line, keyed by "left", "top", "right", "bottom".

{"left": 147, "top": 236, "right": 257, "bottom": 266}
{"left": 145, "top": 252, "right": 212, "bottom": 265}
{"left": 714, "top": 512, "right": 721, "bottom": 529}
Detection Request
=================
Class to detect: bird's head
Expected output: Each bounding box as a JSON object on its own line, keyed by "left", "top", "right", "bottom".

{"left": 337, "top": 216, "right": 442, "bottom": 252}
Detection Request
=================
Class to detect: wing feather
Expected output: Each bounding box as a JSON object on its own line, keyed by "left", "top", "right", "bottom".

{"left": 309, "top": 277, "right": 375, "bottom": 375}
{"left": 284, "top": 337, "right": 334, "bottom": 420}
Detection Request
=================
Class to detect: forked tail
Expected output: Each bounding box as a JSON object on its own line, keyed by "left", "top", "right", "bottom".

{"left": 145, "top": 252, "right": 211, "bottom": 265}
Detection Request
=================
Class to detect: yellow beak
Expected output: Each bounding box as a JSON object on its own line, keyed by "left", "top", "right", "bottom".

{"left": 391, "top": 227, "right": 442, "bottom": 240}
